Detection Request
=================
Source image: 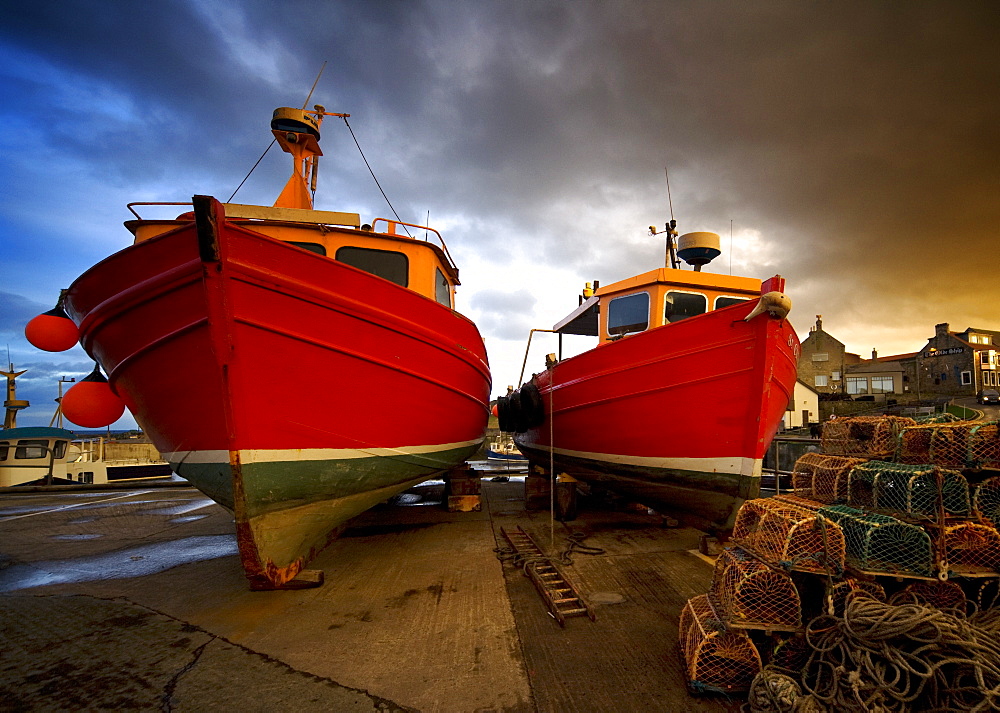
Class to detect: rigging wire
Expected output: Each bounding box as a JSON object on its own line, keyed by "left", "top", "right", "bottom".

{"left": 342, "top": 117, "right": 412, "bottom": 237}
{"left": 227, "top": 139, "right": 277, "bottom": 203}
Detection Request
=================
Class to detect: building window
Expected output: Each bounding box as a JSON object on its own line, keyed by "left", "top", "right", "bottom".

{"left": 832, "top": 371, "right": 841, "bottom": 381}
{"left": 715, "top": 296, "right": 750, "bottom": 310}
{"left": 814, "top": 375, "right": 829, "bottom": 387}
{"left": 608, "top": 292, "right": 650, "bottom": 336}
{"left": 871, "top": 376, "right": 894, "bottom": 394}
{"left": 846, "top": 376, "right": 868, "bottom": 395}
{"left": 434, "top": 268, "right": 451, "bottom": 307}
{"left": 335, "top": 246, "right": 409, "bottom": 287}
{"left": 961, "top": 370, "right": 973, "bottom": 386}
{"left": 664, "top": 291, "right": 707, "bottom": 323}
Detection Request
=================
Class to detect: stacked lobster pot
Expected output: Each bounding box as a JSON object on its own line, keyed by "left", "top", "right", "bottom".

{"left": 680, "top": 415, "right": 1000, "bottom": 699}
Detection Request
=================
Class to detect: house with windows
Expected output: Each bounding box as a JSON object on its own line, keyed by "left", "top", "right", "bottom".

{"left": 798, "top": 320, "right": 1000, "bottom": 400}
{"left": 797, "top": 316, "right": 861, "bottom": 395}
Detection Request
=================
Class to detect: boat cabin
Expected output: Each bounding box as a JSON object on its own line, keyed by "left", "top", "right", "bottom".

{"left": 554, "top": 268, "right": 763, "bottom": 343}
{"left": 125, "top": 210, "right": 461, "bottom": 310}
{"left": 0, "top": 427, "right": 74, "bottom": 487}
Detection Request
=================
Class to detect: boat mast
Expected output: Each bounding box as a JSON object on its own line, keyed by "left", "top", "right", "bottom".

{"left": 2, "top": 364, "right": 28, "bottom": 429}
{"left": 271, "top": 105, "right": 350, "bottom": 210}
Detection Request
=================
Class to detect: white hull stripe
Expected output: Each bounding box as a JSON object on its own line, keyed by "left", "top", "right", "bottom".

{"left": 519, "top": 442, "right": 762, "bottom": 477}
{"left": 162, "top": 439, "right": 481, "bottom": 466}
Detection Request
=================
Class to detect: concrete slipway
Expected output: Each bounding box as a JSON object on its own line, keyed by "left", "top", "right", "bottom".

{"left": 0, "top": 476, "right": 737, "bottom": 712}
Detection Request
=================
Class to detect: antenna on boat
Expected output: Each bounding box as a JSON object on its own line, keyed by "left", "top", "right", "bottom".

{"left": 649, "top": 168, "right": 680, "bottom": 268}
{"left": 302, "top": 62, "right": 327, "bottom": 110}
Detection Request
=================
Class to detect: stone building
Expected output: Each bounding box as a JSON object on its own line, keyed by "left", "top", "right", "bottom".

{"left": 797, "top": 315, "right": 861, "bottom": 395}
{"left": 800, "top": 320, "right": 1000, "bottom": 400}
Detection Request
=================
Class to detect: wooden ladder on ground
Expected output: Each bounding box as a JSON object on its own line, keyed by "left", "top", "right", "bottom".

{"left": 501, "top": 526, "right": 596, "bottom": 626}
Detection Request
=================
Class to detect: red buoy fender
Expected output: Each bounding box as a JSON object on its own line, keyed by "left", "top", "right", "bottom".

{"left": 25, "top": 304, "right": 79, "bottom": 352}
{"left": 61, "top": 365, "right": 126, "bottom": 428}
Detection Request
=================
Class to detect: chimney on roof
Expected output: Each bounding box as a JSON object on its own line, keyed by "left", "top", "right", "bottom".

{"left": 872, "top": 349, "right": 878, "bottom": 360}
{"left": 816, "top": 315, "right": 823, "bottom": 331}
{"left": 935, "top": 323, "right": 950, "bottom": 339}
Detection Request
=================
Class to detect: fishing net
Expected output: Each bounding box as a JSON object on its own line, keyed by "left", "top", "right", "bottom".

{"left": 888, "top": 579, "right": 967, "bottom": 612}
{"left": 709, "top": 547, "right": 802, "bottom": 631}
{"left": 678, "top": 594, "right": 762, "bottom": 694}
{"left": 790, "top": 453, "right": 867, "bottom": 504}
{"left": 826, "top": 578, "right": 886, "bottom": 618}
{"left": 820, "top": 415, "right": 915, "bottom": 459}
{"left": 898, "top": 420, "right": 1000, "bottom": 469}
{"left": 731, "top": 497, "right": 844, "bottom": 575}
{"left": 939, "top": 522, "right": 1000, "bottom": 577}
{"left": 974, "top": 476, "right": 1000, "bottom": 529}
{"left": 846, "top": 460, "right": 970, "bottom": 521}
{"left": 818, "top": 504, "right": 935, "bottom": 578}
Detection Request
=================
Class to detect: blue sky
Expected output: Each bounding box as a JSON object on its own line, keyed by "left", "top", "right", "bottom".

{"left": 1, "top": 0, "right": 998, "bottom": 428}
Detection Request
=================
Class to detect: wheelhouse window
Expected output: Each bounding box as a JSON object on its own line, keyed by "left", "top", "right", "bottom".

{"left": 289, "top": 241, "right": 326, "bottom": 256}
{"left": 435, "top": 268, "right": 451, "bottom": 307}
{"left": 0, "top": 442, "right": 7, "bottom": 461}
{"left": 335, "top": 246, "right": 409, "bottom": 287}
{"left": 664, "top": 291, "right": 707, "bottom": 323}
{"left": 608, "top": 292, "right": 650, "bottom": 336}
{"left": 15, "top": 440, "right": 49, "bottom": 459}
{"left": 846, "top": 376, "right": 868, "bottom": 395}
{"left": 715, "top": 296, "right": 751, "bottom": 310}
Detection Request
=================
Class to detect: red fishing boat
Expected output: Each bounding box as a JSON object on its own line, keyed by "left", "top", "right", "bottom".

{"left": 58, "top": 104, "right": 491, "bottom": 588}
{"left": 499, "top": 225, "right": 797, "bottom": 531}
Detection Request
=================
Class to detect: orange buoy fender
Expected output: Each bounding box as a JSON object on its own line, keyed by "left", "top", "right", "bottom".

{"left": 25, "top": 304, "right": 80, "bottom": 352}
{"left": 61, "top": 365, "right": 126, "bottom": 428}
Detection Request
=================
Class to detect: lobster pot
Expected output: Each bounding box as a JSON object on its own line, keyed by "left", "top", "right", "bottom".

{"left": 974, "top": 477, "right": 1000, "bottom": 529}
{"left": 941, "top": 522, "right": 1000, "bottom": 576}
{"left": 731, "top": 498, "right": 845, "bottom": 574}
{"left": 820, "top": 416, "right": 915, "bottom": 459}
{"left": 819, "top": 505, "right": 935, "bottom": 578}
{"left": 826, "top": 578, "right": 886, "bottom": 617}
{"left": 678, "top": 594, "right": 762, "bottom": 694}
{"left": 709, "top": 547, "right": 802, "bottom": 630}
{"left": 899, "top": 421, "right": 1000, "bottom": 468}
{"left": 889, "top": 579, "right": 967, "bottom": 611}
{"left": 847, "top": 461, "right": 970, "bottom": 520}
{"left": 791, "top": 453, "right": 867, "bottom": 504}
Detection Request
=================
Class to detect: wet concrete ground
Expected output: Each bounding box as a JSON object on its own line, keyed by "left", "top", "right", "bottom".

{"left": 0, "top": 477, "right": 736, "bottom": 712}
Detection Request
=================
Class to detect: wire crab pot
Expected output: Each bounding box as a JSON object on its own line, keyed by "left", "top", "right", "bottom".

{"left": 846, "top": 460, "right": 971, "bottom": 521}
{"left": 790, "top": 453, "right": 868, "bottom": 504}
{"left": 888, "top": 579, "right": 967, "bottom": 611}
{"left": 731, "top": 497, "right": 845, "bottom": 575}
{"left": 678, "top": 594, "right": 762, "bottom": 694}
{"left": 820, "top": 415, "right": 915, "bottom": 459}
{"left": 974, "top": 476, "right": 1000, "bottom": 529}
{"left": 898, "top": 420, "right": 1000, "bottom": 469}
{"left": 826, "top": 577, "right": 886, "bottom": 617}
{"left": 818, "top": 504, "right": 936, "bottom": 578}
{"left": 708, "top": 547, "right": 802, "bottom": 631}
{"left": 938, "top": 522, "right": 1000, "bottom": 577}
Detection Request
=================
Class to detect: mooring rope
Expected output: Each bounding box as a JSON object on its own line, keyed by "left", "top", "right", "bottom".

{"left": 746, "top": 597, "right": 1000, "bottom": 712}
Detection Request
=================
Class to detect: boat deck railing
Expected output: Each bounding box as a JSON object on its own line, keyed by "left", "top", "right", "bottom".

{"left": 371, "top": 218, "right": 456, "bottom": 268}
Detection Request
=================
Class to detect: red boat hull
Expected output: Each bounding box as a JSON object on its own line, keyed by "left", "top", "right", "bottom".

{"left": 65, "top": 197, "right": 491, "bottom": 587}
{"left": 514, "top": 299, "right": 798, "bottom": 530}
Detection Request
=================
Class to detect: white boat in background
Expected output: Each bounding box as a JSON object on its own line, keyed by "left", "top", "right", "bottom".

{"left": 486, "top": 436, "right": 528, "bottom": 462}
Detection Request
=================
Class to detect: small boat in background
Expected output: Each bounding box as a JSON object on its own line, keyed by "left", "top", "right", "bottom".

{"left": 0, "top": 368, "right": 174, "bottom": 487}
{"left": 499, "top": 224, "right": 798, "bottom": 531}
{"left": 56, "top": 102, "right": 491, "bottom": 588}
{"left": 486, "top": 435, "right": 528, "bottom": 462}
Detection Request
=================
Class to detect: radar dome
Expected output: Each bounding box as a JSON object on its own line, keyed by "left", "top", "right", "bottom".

{"left": 677, "top": 232, "right": 721, "bottom": 267}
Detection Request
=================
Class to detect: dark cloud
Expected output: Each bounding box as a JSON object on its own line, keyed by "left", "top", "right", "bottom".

{"left": 1, "top": 0, "right": 997, "bottom": 394}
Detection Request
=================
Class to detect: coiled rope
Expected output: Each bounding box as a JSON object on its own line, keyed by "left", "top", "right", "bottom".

{"left": 748, "top": 596, "right": 1000, "bottom": 712}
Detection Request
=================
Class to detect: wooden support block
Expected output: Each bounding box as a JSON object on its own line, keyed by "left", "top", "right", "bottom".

{"left": 447, "top": 495, "right": 481, "bottom": 512}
